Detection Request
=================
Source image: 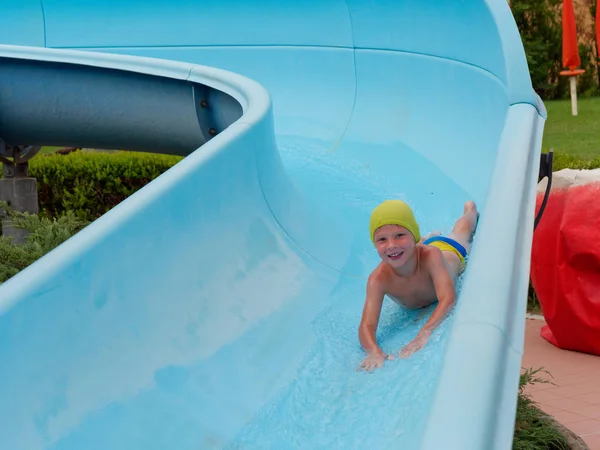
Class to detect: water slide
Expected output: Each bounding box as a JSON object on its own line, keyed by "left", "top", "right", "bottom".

{"left": 0, "top": 1, "right": 547, "bottom": 449}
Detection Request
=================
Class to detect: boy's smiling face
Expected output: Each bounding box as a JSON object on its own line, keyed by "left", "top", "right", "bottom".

{"left": 373, "top": 224, "right": 416, "bottom": 268}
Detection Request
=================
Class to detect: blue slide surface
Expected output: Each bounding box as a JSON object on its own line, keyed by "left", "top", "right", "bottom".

{"left": 0, "top": 1, "right": 546, "bottom": 449}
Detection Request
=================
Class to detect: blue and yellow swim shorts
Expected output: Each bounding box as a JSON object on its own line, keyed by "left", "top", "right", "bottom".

{"left": 423, "top": 236, "right": 467, "bottom": 265}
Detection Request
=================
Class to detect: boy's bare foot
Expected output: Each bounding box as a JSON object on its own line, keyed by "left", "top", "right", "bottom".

{"left": 463, "top": 201, "right": 479, "bottom": 242}
{"left": 464, "top": 200, "right": 477, "bottom": 215}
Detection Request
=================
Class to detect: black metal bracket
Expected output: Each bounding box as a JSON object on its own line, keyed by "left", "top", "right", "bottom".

{"left": 0, "top": 139, "right": 41, "bottom": 178}
{"left": 534, "top": 149, "right": 553, "bottom": 230}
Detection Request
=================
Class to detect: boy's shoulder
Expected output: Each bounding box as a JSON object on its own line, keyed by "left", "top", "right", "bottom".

{"left": 367, "top": 262, "right": 393, "bottom": 290}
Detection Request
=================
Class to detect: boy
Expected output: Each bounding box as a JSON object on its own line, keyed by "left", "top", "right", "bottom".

{"left": 357, "top": 199, "right": 479, "bottom": 372}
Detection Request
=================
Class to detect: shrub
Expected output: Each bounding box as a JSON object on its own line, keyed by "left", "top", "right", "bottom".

{"left": 511, "top": 0, "right": 563, "bottom": 99}
{"left": 513, "top": 368, "right": 569, "bottom": 450}
{"left": 29, "top": 151, "right": 182, "bottom": 221}
{"left": 0, "top": 202, "right": 89, "bottom": 284}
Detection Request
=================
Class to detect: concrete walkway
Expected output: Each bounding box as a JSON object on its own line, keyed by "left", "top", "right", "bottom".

{"left": 522, "top": 317, "right": 600, "bottom": 449}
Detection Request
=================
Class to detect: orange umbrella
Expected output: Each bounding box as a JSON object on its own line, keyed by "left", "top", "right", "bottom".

{"left": 560, "top": 0, "right": 585, "bottom": 115}
{"left": 562, "top": 0, "right": 581, "bottom": 69}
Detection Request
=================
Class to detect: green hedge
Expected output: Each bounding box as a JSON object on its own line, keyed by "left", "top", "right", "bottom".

{"left": 28, "top": 151, "right": 182, "bottom": 221}
{"left": 0, "top": 203, "right": 89, "bottom": 283}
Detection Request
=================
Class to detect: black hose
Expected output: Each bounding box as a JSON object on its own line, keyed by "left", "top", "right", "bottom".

{"left": 534, "top": 149, "right": 553, "bottom": 230}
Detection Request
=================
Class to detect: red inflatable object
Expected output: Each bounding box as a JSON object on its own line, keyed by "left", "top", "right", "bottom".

{"left": 531, "top": 181, "right": 600, "bottom": 356}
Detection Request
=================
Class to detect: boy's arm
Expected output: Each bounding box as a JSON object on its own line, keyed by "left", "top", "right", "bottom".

{"left": 420, "top": 248, "right": 456, "bottom": 333}
{"left": 358, "top": 272, "right": 387, "bottom": 355}
{"left": 399, "top": 249, "right": 456, "bottom": 358}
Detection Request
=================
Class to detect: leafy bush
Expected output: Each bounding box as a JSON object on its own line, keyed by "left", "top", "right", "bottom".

{"left": 511, "top": 0, "right": 563, "bottom": 99}
{"left": 0, "top": 202, "right": 89, "bottom": 284}
{"left": 29, "top": 151, "right": 182, "bottom": 221}
{"left": 514, "top": 368, "right": 569, "bottom": 450}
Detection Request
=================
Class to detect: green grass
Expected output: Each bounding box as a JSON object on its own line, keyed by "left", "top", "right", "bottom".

{"left": 542, "top": 97, "right": 600, "bottom": 159}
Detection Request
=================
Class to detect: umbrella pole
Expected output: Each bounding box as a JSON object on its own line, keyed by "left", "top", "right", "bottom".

{"left": 568, "top": 75, "right": 578, "bottom": 116}
{"left": 560, "top": 69, "right": 585, "bottom": 116}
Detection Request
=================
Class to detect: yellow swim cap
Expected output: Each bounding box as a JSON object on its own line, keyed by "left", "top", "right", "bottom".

{"left": 369, "top": 200, "right": 421, "bottom": 243}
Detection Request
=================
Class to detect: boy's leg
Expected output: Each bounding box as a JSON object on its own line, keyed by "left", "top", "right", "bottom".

{"left": 447, "top": 201, "right": 479, "bottom": 253}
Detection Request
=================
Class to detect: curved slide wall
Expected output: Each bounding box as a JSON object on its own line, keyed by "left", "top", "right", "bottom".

{"left": 0, "top": 1, "right": 546, "bottom": 449}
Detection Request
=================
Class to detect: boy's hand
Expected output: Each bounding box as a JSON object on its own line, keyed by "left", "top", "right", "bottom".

{"left": 399, "top": 329, "right": 432, "bottom": 358}
{"left": 357, "top": 351, "right": 395, "bottom": 372}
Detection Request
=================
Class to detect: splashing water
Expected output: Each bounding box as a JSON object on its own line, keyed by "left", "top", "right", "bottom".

{"left": 226, "top": 278, "right": 463, "bottom": 449}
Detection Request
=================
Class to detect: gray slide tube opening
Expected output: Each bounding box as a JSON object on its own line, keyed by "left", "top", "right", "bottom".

{"left": 0, "top": 58, "right": 243, "bottom": 156}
